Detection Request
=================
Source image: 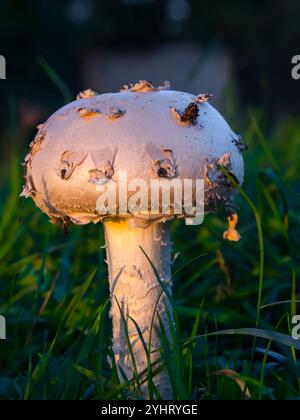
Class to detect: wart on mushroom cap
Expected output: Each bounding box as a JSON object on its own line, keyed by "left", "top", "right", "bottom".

{"left": 170, "top": 102, "right": 199, "bottom": 126}
{"left": 121, "top": 79, "right": 171, "bottom": 92}
{"left": 76, "top": 88, "right": 98, "bottom": 100}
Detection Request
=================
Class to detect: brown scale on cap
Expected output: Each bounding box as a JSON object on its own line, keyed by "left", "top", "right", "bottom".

{"left": 88, "top": 148, "right": 117, "bottom": 185}
{"left": 217, "top": 154, "right": 241, "bottom": 188}
{"left": 60, "top": 215, "right": 71, "bottom": 235}
{"left": 170, "top": 102, "right": 199, "bottom": 126}
{"left": 120, "top": 80, "right": 171, "bottom": 93}
{"left": 88, "top": 161, "right": 115, "bottom": 185}
{"left": 231, "top": 135, "right": 248, "bottom": 153}
{"left": 20, "top": 175, "right": 37, "bottom": 198}
{"left": 28, "top": 123, "right": 47, "bottom": 160}
{"left": 204, "top": 153, "right": 240, "bottom": 213}
{"left": 107, "top": 108, "right": 126, "bottom": 119}
{"left": 77, "top": 106, "right": 125, "bottom": 120}
{"left": 20, "top": 123, "right": 47, "bottom": 198}
{"left": 76, "top": 88, "right": 98, "bottom": 100}
{"left": 151, "top": 157, "right": 176, "bottom": 179}
{"left": 58, "top": 151, "right": 87, "bottom": 180}
{"left": 194, "top": 93, "right": 213, "bottom": 103}
{"left": 77, "top": 107, "right": 102, "bottom": 118}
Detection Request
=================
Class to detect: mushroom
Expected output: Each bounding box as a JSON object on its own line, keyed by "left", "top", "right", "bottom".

{"left": 21, "top": 80, "right": 246, "bottom": 399}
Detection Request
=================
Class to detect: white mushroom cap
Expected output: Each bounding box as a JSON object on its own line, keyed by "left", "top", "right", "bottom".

{"left": 21, "top": 81, "right": 245, "bottom": 228}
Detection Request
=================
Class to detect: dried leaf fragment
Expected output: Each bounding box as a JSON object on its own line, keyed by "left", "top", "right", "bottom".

{"left": 223, "top": 212, "right": 241, "bottom": 241}
{"left": 211, "top": 369, "right": 250, "bottom": 399}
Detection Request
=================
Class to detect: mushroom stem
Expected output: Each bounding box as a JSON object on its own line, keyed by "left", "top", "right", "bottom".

{"left": 104, "top": 219, "right": 173, "bottom": 399}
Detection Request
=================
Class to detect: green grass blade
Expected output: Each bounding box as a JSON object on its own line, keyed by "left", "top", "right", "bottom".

{"left": 37, "top": 56, "right": 72, "bottom": 103}
{"left": 114, "top": 297, "right": 142, "bottom": 396}
{"left": 218, "top": 165, "right": 264, "bottom": 327}
{"left": 32, "top": 268, "right": 96, "bottom": 382}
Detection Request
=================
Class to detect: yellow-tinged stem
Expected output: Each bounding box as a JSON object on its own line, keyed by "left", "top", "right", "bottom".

{"left": 104, "top": 219, "right": 172, "bottom": 399}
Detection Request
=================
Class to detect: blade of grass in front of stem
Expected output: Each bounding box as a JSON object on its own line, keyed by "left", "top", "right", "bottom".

{"left": 114, "top": 297, "right": 142, "bottom": 396}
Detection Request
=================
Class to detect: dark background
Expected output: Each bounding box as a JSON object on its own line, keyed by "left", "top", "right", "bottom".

{"left": 1, "top": 0, "right": 300, "bottom": 136}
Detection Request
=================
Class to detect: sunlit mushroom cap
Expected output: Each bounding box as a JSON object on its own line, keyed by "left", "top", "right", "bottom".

{"left": 21, "top": 81, "right": 245, "bottom": 228}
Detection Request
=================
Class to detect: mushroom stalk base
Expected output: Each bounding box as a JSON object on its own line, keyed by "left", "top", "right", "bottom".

{"left": 104, "top": 219, "right": 173, "bottom": 399}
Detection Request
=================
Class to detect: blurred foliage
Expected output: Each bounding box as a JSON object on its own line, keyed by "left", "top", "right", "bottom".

{"left": 1, "top": 0, "right": 300, "bottom": 124}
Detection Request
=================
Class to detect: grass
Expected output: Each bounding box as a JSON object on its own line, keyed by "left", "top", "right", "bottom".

{"left": 0, "top": 92, "right": 300, "bottom": 400}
